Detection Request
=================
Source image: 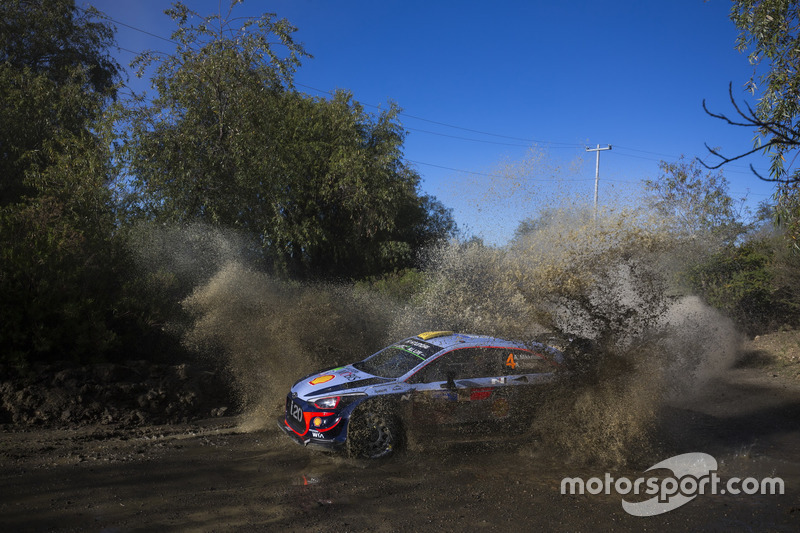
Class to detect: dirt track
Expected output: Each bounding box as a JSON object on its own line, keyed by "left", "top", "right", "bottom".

{"left": 1, "top": 366, "right": 799, "bottom": 532}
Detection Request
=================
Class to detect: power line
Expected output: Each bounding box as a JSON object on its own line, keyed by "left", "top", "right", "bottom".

{"left": 405, "top": 128, "right": 532, "bottom": 148}
{"left": 294, "top": 82, "right": 583, "bottom": 147}
{"left": 400, "top": 110, "right": 581, "bottom": 146}
{"left": 408, "top": 160, "right": 639, "bottom": 183}
{"left": 405, "top": 126, "right": 587, "bottom": 148}
{"left": 81, "top": 6, "right": 774, "bottom": 183}
{"left": 408, "top": 160, "right": 496, "bottom": 177}
{"left": 78, "top": 6, "right": 181, "bottom": 47}
{"left": 613, "top": 145, "right": 770, "bottom": 175}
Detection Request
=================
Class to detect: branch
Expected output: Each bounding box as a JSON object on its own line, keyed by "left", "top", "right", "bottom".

{"left": 700, "top": 141, "right": 780, "bottom": 169}
{"left": 702, "top": 82, "right": 800, "bottom": 183}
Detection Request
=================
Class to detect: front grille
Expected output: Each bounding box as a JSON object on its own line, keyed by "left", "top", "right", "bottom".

{"left": 285, "top": 394, "right": 306, "bottom": 434}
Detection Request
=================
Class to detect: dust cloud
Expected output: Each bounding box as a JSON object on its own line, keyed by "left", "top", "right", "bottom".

{"left": 397, "top": 206, "right": 740, "bottom": 465}
{"left": 181, "top": 262, "right": 399, "bottom": 430}
{"left": 134, "top": 202, "right": 741, "bottom": 464}
{"left": 131, "top": 224, "right": 401, "bottom": 431}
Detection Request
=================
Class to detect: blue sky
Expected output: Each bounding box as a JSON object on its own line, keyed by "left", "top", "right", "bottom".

{"left": 87, "top": 0, "right": 777, "bottom": 244}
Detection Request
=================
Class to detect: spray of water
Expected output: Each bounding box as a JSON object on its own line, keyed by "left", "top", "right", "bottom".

{"left": 390, "top": 205, "right": 740, "bottom": 465}
{"left": 133, "top": 202, "right": 740, "bottom": 463}
{"left": 130, "top": 224, "right": 401, "bottom": 430}
{"left": 181, "top": 262, "right": 400, "bottom": 429}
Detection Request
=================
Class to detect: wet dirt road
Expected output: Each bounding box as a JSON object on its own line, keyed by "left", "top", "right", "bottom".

{"left": 1, "top": 367, "right": 798, "bottom": 532}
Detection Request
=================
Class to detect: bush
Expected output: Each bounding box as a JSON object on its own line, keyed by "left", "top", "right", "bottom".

{"left": 354, "top": 268, "right": 427, "bottom": 303}
{"left": 686, "top": 237, "right": 800, "bottom": 335}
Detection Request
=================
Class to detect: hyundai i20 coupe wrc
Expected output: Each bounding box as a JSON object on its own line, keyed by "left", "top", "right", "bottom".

{"left": 278, "top": 331, "right": 564, "bottom": 459}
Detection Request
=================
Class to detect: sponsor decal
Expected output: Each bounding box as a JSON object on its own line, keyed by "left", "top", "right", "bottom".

{"left": 310, "top": 375, "right": 335, "bottom": 385}
{"left": 432, "top": 390, "right": 458, "bottom": 402}
{"left": 290, "top": 401, "right": 304, "bottom": 423}
{"left": 395, "top": 339, "right": 440, "bottom": 360}
{"left": 469, "top": 387, "right": 493, "bottom": 401}
{"left": 337, "top": 370, "right": 358, "bottom": 381}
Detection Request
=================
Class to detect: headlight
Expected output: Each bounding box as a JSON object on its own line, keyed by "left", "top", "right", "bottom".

{"left": 311, "top": 393, "right": 366, "bottom": 410}
{"left": 313, "top": 396, "right": 340, "bottom": 409}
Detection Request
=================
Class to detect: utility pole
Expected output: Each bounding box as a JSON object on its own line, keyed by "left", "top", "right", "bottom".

{"left": 585, "top": 144, "right": 612, "bottom": 218}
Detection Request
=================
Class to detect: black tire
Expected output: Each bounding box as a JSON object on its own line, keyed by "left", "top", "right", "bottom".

{"left": 346, "top": 408, "right": 403, "bottom": 459}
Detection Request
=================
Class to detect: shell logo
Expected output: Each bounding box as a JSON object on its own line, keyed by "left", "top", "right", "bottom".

{"left": 309, "top": 374, "right": 335, "bottom": 385}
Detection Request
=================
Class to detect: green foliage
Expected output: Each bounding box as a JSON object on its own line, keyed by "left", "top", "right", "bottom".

{"left": 685, "top": 233, "right": 800, "bottom": 334}
{"left": 0, "top": 196, "right": 117, "bottom": 364}
{"left": 732, "top": 0, "right": 800, "bottom": 181}
{"left": 730, "top": 0, "right": 800, "bottom": 246}
{"left": 0, "top": 116, "right": 131, "bottom": 364}
{"left": 354, "top": 268, "right": 427, "bottom": 302}
{"left": 686, "top": 241, "right": 775, "bottom": 334}
{"left": 766, "top": 235, "right": 800, "bottom": 318}
{"left": 774, "top": 181, "right": 800, "bottom": 249}
{"left": 644, "top": 156, "right": 748, "bottom": 245}
{"left": 0, "top": 0, "right": 130, "bottom": 366}
{"left": 121, "top": 2, "right": 454, "bottom": 279}
{"left": 0, "top": 0, "right": 118, "bottom": 93}
{"left": 0, "top": 0, "right": 119, "bottom": 206}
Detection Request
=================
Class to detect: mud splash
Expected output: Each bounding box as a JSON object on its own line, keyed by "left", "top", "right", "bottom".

{"left": 131, "top": 224, "right": 402, "bottom": 430}
{"left": 136, "top": 208, "right": 740, "bottom": 465}
{"left": 181, "top": 262, "right": 399, "bottom": 430}
{"left": 393, "top": 206, "right": 740, "bottom": 465}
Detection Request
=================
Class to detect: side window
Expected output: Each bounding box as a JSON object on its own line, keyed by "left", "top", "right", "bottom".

{"left": 408, "top": 348, "right": 494, "bottom": 383}
{"left": 501, "top": 349, "right": 555, "bottom": 374}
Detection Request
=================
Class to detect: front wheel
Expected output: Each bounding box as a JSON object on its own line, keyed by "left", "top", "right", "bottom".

{"left": 346, "top": 409, "right": 402, "bottom": 459}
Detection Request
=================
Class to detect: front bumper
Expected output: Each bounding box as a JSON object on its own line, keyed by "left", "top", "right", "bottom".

{"left": 277, "top": 417, "right": 346, "bottom": 451}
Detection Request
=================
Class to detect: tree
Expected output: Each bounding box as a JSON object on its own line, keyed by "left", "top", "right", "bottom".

{"left": 704, "top": 1, "right": 800, "bottom": 181}
{"left": 0, "top": 0, "right": 125, "bottom": 365}
{"left": 123, "top": 2, "right": 455, "bottom": 279}
{"left": 120, "top": 2, "right": 306, "bottom": 222}
{"left": 644, "top": 156, "right": 748, "bottom": 245}
{"left": 704, "top": 1, "right": 800, "bottom": 248}
{"left": 0, "top": 0, "right": 119, "bottom": 206}
{"left": 686, "top": 241, "right": 776, "bottom": 334}
{"left": 268, "top": 91, "right": 456, "bottom": 278}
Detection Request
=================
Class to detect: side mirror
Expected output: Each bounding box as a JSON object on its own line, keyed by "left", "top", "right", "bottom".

{"left": 445, "top": 370, "right": 457, "bottom": 390}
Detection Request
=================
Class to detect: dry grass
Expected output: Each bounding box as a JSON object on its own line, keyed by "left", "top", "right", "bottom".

{"left": 741, "top": 329, "right": 800, "bottom": 380}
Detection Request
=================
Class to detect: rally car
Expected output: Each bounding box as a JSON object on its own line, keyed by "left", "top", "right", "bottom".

{"left": 278, "top": 331, "right": 564, "bottom": 459}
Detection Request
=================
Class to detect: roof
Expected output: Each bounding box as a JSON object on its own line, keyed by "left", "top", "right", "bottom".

{"left": 413, "top": 332, "right": 525, "bottom": 351}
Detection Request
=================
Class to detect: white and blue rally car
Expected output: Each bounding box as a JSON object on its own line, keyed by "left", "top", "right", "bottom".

{"left": 278, "top": 331, "right": 564, "bottom": 459}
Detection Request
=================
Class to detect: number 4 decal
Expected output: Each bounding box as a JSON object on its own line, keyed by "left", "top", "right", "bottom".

{"left": 505, "top": 353, "right": 516, "bottom": 369}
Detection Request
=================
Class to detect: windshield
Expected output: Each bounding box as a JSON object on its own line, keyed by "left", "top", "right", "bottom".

{"left": 352, "top": 338, "right": 441, "bottom": 378}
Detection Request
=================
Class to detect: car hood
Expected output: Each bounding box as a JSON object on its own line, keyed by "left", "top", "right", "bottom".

{"left": 291, "top": 365, "right": 393, "bottom": 399}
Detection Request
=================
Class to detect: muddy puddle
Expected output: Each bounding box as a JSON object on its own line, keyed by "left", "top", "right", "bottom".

{"left": 1, "top": 366, "right": 798, "bottom": 532}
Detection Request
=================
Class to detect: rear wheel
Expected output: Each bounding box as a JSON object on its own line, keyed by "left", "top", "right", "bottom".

{"left": 346, "top": 409, "right": 402, "bottom": 459}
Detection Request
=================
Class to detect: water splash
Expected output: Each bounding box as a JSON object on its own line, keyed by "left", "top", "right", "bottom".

{"left": 180, "top": 262, "right": 401, "bottom": 430}
{"left": 391, "top": 206, "right": 740, "bottom": 465}
{"left": 133, "top": 207, "right": 740, "bottom": 462}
